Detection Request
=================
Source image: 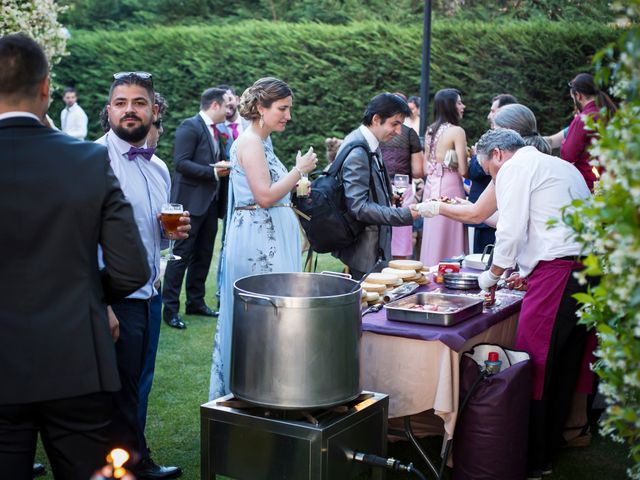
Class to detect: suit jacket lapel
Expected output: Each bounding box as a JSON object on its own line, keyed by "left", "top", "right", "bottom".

{"left": 376, "top": 148, "right": 393, "bottom": 202}
{"left": 369, "top": 146, "right": 391, "bottom": 204}
{"left": 216, "top": 123, "right": 231, "bottom": 160}
{"left": 352, "top": 129, "right": 390, "bottom": 203}
{"left": 196, "top": 115, "right": 220, "bottom": 161}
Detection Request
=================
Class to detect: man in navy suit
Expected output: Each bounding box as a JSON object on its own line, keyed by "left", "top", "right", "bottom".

{"left": 0, "top": 33, "right": 149, "bottom": 479}
{"left": 162, "top": 88, "right": 233, "bottom": 329}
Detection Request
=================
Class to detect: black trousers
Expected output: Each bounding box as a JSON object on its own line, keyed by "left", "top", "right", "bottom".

{"left": 0, "top": 392, "right": 112, "bottom": 480}
{"left": 162, "top": 200, "right": 219, "bottom": 316}
{"left": 527, "top": 272, "right": 588, "bottom": 471}
{"left": 110, "top": 299, "right": 150, "bottom": 462}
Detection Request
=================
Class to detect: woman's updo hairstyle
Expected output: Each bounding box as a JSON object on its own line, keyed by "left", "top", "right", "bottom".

{"left": 493, "top": 103, "right": 551, "bottom": 155}
{"left": 239, "top": 77, "right": 293, "bottom": 121}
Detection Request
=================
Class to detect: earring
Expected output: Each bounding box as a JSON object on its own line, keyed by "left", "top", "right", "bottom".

{"left": 259, "top": 115, "right": 264, "bottom": 129}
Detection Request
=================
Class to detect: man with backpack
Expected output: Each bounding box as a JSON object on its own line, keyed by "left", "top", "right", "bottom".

{"left": 332, "top": 93, "right": 418, "bottom": 279}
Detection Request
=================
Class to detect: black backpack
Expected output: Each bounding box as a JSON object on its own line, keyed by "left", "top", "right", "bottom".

{"left": 294, "top": 141, "right": 378, "bottom": 253}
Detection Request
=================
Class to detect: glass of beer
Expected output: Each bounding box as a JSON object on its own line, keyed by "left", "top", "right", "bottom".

{"left": 160, "top": 203, "right": 183, "bottom": 261}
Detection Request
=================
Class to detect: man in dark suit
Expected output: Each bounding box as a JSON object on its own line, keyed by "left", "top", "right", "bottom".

{"left": 0, "top": 33, "right": 149, "bottom": 480}
{"left": 333, "top": 93, "right": 418, "bottom": 279}
{"left": 162, "top": 88, "right": 232, "bottom": 329}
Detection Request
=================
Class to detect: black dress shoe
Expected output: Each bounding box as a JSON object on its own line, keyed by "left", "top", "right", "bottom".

{"left": 185, "top": 304, "right": 218, "bottom": 317}
{"left": 33, "top": 463, "right": 46, "bottom": 477}
{"left": 133, "top": 457, "right": 182, "bottom": 479}
{"left": 164, "top": 314, "right": 186, "bottom": 329}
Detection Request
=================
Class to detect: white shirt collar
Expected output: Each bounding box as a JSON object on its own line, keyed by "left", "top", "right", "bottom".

{"left": 0, "top": 111, "right": 41, "bottom": 122}
{"left": 359, "top": 124, "right": 379, "bottom": 153}
{"left": 199, "top": 110, "right": 214, "bottom": 126}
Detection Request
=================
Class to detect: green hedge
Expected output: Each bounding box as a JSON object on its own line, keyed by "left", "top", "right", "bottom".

{"left": 51, "top": 20, "right": 618, "bottom": 169}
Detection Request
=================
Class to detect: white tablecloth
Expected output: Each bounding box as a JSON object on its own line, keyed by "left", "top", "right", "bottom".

{"left": 360, "top": 312, "right": 519, "bottom": 440}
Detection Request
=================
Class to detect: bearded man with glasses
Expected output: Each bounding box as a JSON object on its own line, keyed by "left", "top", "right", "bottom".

{"left": 96, "top": 72, "right": 188, "bottom": 479}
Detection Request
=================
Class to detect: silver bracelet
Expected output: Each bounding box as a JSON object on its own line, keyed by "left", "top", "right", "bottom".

{"left": 292, "top": 166, "right": 303, "bottom": 178}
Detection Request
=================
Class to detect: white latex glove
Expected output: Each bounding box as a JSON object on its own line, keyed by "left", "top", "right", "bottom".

{"left": 414, "top": 201, "right": 441, "bottom": 218}
{"left": 478, "top": 269, "right": 500, "bottom": 290}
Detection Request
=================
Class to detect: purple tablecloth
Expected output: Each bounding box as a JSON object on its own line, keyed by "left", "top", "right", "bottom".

{"left": 362, "top": 284, "right": 523, "bottom": 352}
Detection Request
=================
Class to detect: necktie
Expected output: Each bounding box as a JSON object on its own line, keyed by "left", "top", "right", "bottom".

{"left": 228, "top": 122, "right": 239, "bottom": 140}
{"left": 373, "top": 150, "right": 392, "bottom": 204}
{"left": 127, "top": 146, "right": 155, "bottom": 161}
{"left": 210, "top": 124, "right": 219, "bottom": 141}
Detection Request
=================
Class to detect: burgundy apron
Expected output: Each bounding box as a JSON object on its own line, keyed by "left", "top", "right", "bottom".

{"left": 515, "top": 258, "right": 582, "bottom": 400}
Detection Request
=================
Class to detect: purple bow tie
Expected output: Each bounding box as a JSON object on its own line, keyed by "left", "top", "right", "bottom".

{"left": 127, "top": 146, "right": 155, "bottom": 161}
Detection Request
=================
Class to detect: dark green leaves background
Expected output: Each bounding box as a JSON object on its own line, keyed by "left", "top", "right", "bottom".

{"left": 51, "top": 20, "right": 618, "bottom": 169}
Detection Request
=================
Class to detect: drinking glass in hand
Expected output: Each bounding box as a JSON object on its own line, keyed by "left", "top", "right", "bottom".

{"left": 160, "top": 203, "right": 183, "bottom": 261}
{"left": 393, "top": 174, "right": 410, "bottom": 207}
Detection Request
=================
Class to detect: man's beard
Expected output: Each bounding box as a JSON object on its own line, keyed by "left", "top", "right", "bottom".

{"left": 112, "top": 118, "right": 151, "bottom": 144}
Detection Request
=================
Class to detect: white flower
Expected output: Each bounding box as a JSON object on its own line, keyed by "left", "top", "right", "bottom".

{"left": 0, "top": 0, "right": 68, "bottom": 67}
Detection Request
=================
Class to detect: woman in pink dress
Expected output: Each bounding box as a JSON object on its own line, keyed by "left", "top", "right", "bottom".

{"left": 420, "top": 88, "right": 468, "bottom": 266}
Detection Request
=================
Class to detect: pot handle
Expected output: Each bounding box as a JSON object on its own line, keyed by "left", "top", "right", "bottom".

{"left": 237, "top": 292, "right": 278, "bottom": 310}
{"left": 481, "top": 244, "right": 494, "bottom": 265}
{"left": 320, "top": 271, "right": 353, "bottom": 279}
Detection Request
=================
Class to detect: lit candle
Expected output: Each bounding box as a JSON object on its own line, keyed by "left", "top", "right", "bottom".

{"left": 90, "top": 448, "right": 134, "bottom": 480}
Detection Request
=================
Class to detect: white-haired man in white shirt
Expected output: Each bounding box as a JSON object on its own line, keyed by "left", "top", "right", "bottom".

{"left": 474, "top": 128, "right": 592, "bottom": 480}
{"left": 60, "top": 86, "right": 88, "bottom": 140}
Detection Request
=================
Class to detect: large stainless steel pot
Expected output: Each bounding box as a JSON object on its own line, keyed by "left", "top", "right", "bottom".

{"left": 231, "top": 272, "right": 362, "bottom": 409}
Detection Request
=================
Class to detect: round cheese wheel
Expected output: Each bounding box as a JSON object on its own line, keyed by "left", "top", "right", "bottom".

{"left": 404, "top": 272, "right": 423, "bottom": 282}
{"left": 382, "top": 267, "right": 417, "bottom": 280}
{"left": 365, "top": 272, "right": 399, "bottom": 285}
{"left": 360, "top": 282, "right": 386, "bottom": 293}
{"left": 389, "top": 259, "right": 424, "bottom": 271}
{"left": 365, "top": 291, "right": 380, "bottom": 302}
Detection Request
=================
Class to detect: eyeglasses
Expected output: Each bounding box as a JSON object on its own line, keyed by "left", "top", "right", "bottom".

{"left": 567, "top": 82, "right": 575, "bottom": 91}
{"left": 113, "top": 71, "right": 153, "bottom": 86}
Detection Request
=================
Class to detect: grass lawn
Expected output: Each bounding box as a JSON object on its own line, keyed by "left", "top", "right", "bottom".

{"left": 38, "top": 226, "right": 631, "bottom": 478}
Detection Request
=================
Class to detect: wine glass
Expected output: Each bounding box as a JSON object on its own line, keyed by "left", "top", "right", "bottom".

{"left": 160, "top": 203, "right": 183, "bottom": 261}
{"left": 393, "top": 174, "right": 410, "bottom": 207}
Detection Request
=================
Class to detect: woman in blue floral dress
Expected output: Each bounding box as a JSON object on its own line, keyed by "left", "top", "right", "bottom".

{"left": 209, "top": 78, "right": 317, "bottom": 399}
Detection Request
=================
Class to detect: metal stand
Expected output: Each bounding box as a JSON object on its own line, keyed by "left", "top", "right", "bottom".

{"left": 201, "top": 392, "right": 389, "bottom": 480}
{"left": 388, "top": 416, "right": 447, "bottom": 480}
{"left": 388, "top": 365, "right": 485, "bottom": 479}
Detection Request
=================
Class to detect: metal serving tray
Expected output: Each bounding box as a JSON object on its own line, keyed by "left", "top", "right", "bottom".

{"left": 384, "top": 292, "right": 484, "bottom": 326}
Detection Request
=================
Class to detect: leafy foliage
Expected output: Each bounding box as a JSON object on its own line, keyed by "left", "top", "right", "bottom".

{"left": 0, "top": 0, "right": 68, "bottom": 67}
{"left": 57, "top": 0, "right": 614, "bottom": 30}
{"left": 49, "top": 20, "right": 617, "bottom": 168}
{"left": 452, "top": 0, "right": 613, "bottom": 21}
{"left": 562, "top": 2, "right": 640, "bottom": 477}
